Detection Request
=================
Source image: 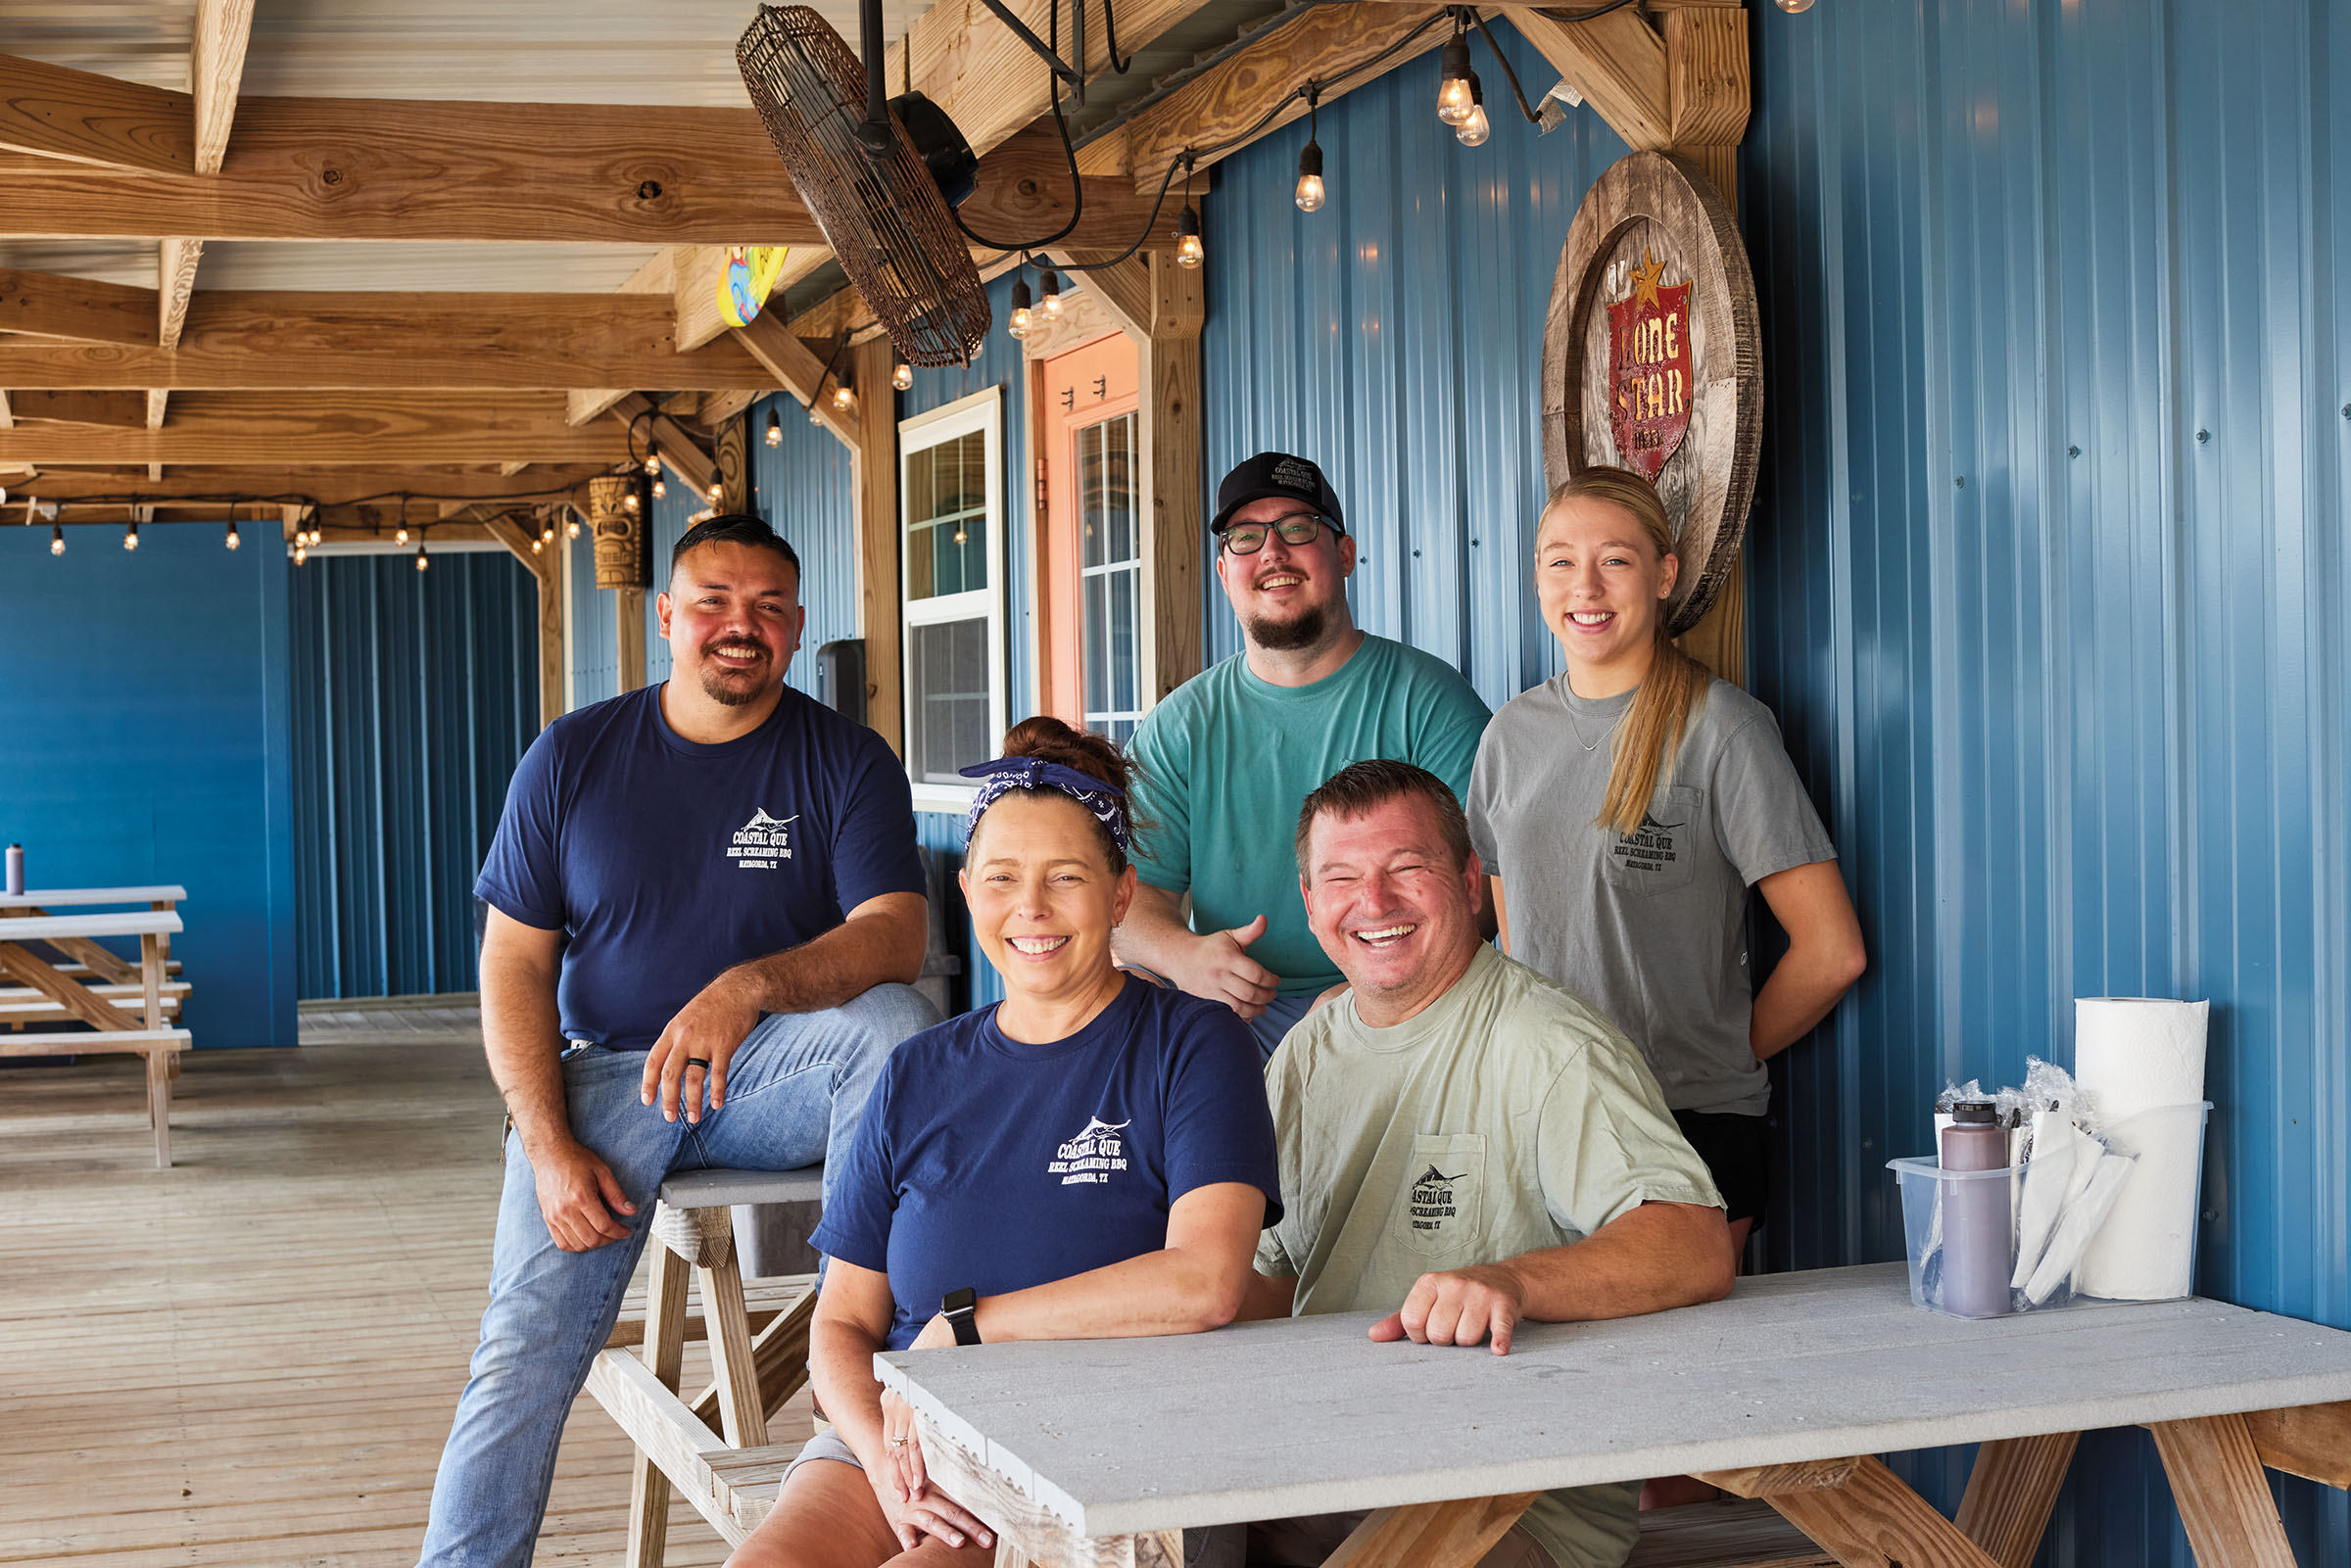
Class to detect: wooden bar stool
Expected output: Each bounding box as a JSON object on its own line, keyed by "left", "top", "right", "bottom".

{"left": 595, "top": 1164, "right": 825, "bottom": 1568}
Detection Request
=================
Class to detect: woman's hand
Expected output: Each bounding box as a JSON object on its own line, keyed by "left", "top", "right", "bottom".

{"left": 870, "top": 1313, "right": 991, "bottom": 1549}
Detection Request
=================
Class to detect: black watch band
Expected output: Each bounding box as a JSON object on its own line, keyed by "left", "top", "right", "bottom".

{"left": 943, "top": 1287, "right": 981, "bottom": 1346}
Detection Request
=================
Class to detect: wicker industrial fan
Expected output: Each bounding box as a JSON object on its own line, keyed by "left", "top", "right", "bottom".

{"left": 738, "top": 2, "right": 990, "bottom": 366}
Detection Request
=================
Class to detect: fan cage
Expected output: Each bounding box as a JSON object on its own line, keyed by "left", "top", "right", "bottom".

{"left": 739, "top": 5, "right": 990, "bottom": 368}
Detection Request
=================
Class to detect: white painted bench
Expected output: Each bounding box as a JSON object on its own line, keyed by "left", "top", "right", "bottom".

{"left": 0, "top": 883, "right": 188, "bottom": 909}
{"left": 0, "top": 979, "right": 190, "bottom": 1020}
{"left": 0, "top": 904, "right": 189, "bottom": 1166}
{"left": 875, "top": 1262, "right": 2351, "bottom": 1568}
{"left": 587, "top": 1164, "right": 826, "bottom": 1568}
{"left": 0, "top": 1027, "right": 191, "bottom": 1167}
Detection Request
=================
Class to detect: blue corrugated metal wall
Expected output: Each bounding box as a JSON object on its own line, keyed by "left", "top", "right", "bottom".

{"left": 567, "top": 529, "right": 620, "bottom": 710}
{"left": 0, "top": 522, "right": 297, "bottom": 1049}
{"left": 751, "top": 393, "right": 862, "bottom": 698}
{"left": 289, "top": 551, "right": 537, "bottom": 998}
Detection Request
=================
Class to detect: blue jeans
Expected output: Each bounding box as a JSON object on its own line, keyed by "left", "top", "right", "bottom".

{"left": 415, "top": 983, "right": 938, "bottom": 1568}
{"left": 1247, "top": 989, "right": 1319, "bottom": 1063}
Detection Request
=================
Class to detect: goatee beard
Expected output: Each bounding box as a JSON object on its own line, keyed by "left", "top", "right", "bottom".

{"left": 1243, "top": 600, "right": 1331, "bottom": 652}
{"left": 696, "top": 647, "right": 768, "bottom": 706}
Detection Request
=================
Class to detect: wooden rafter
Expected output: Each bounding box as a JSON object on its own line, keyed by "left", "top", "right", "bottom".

{"left": 0, "top": 291, "right": 786, "bottom": 392}
{"left": 600, "top": 394, "right": 716, "bottom": 488}
{"left": 6, "top": 391, "right": 148, "bottom": 427}
{"left": 1499, "top": 4, "right": 1673, "bottom": 152}
{"left": 192, "top": 0, "right": 258, "bottom": 175}
{"left": 0, "top": 269, "right": 158, "bottom": 346}
{"left": 730, "top": 314, "right": 857, "bottom": 450}
{"left": 0, "top": 394, "right": 631, "bottom": 465}
{"left": 0, "top": 53, "right": 192, "bottom": 174}
{"left": 24, "top": 465, "right": 604, "bottom": 506}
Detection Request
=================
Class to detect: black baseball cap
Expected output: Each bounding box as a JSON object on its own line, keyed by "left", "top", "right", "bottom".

{"left": 1209, "top": 451, "right": 1347, "bottom": 537}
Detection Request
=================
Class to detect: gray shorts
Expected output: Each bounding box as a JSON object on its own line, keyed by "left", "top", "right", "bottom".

{"left": 779, "top": 1425, "right": 862, "bottom": 1488}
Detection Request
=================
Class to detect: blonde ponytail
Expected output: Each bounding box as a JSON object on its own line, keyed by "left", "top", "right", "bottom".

{"left": 1542, "top": 468, "right": 1711, "bottom": 837}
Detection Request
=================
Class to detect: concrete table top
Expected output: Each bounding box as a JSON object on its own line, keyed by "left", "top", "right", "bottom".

{"left": 0, "top": 910, "right": 182, "bottom": 941}
{"left": 0, "top": 885, "right": 187, "bottom": 908}
{"left": 877, "top": 1261, "right": 2351, "bottom": 1539}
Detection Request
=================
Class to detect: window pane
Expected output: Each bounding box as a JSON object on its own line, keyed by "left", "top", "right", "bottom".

{"left": 909, "top": 617, "right": 992, "bottom": 784}
{"left": 1109, "top": 565, "right": 1138, "bottom": 713}
{"left": 906, "top": 429, "right": 988, "bottom": 601}
{"left": 1080, "top": 422, "right": 1106, "bottom": 570}
{"left": 1083, "top": 571, "right": 1110, "bottom": 719}
{"left": 1105, "top": 414, "right": 1136, "bottom": 565}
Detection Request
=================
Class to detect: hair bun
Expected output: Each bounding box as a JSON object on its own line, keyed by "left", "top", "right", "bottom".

{"left": 1000, "top": 715, "right": 1131, "bottom": 797}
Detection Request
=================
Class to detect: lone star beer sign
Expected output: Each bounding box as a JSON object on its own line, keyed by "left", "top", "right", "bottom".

{"left": 1607, "top": 249, "right": 1695, "bottom": 480}
{"left": 1543, "top": 152, "right": 1762, "bottom": 637}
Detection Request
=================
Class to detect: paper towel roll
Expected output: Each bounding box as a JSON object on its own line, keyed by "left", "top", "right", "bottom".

{"left": 2074, "top": 998, "right": 2207, "bottom": 1120}
{"left": 2073, "top": 998, "right": 2208, "bottom": 1300}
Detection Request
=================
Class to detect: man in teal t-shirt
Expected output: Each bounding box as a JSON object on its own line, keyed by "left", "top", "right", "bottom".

{"left": 1117, "top": 452, "right": 1491, "bottom": 1059}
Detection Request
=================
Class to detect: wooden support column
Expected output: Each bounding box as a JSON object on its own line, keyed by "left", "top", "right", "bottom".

{"left": 484, "top": 510, "right": 566, "bottom": 729}
{"left": 851, "top": 337, "right": 900, "bottom": 756}
{"left": 1139, "top": 253, "right": 1204, "bottom": 702}
{"left": 589, "top": 473, "right": 648, "bottom": 692}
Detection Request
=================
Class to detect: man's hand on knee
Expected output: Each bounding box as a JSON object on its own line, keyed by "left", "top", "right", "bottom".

{"left": 1370, "top": 1263, "right": 1527, "bottom": 1354}
{"left": 642, "top": 972, "right": 760, "bottom": 1124}
{"left": 532, "top": 1138, "right": 636, "bottom": 1252}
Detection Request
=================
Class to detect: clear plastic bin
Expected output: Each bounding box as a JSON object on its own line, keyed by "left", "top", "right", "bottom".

{"left": 1889, "top": 1101, "right": 2210, "bottom": 1318}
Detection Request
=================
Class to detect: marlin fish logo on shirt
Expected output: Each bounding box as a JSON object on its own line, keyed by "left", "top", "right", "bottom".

{"left": 727, "top": 808, "right": 797, "bottom": 871}
{"left": 1410, "top": 1164, "right": 1465, "bottom": 1231}
{"left": 1048, "top": 1116, "right": 1130, "bottom": 1186}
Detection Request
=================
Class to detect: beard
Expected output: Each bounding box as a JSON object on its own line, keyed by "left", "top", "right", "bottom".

{"left": 694, "top": 642, "right": 771, "bottom": 706}
{"left": 1242, "top": 598, "right": 1332, "bottom": 652}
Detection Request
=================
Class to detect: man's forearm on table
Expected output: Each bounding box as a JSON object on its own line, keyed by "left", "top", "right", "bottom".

{"left": 481, "top": 957, "right": 572, "bottom": 1153}
{"left": 1506, "top": 1202, "right": 1735, "bottom": 1321}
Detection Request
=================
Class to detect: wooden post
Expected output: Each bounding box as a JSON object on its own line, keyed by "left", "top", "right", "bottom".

{"left": 590, "top": 473, "right": 650, "bottom": 692}
{"left": 484, "top": 510, "right": 566, "bottom": 729}
{"left": 1139, "top": 251, "right": 1204, "bottom": 701}
{"left": 852, "top": 336, "right": 901, "bottom": 756}
{"left": 616, "top": 589, "right": 647, "bottom": 691}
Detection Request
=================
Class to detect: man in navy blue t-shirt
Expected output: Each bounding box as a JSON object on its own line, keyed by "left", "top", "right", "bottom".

{"left": 417, "top": 514, "right": 938, "bottom": 1568}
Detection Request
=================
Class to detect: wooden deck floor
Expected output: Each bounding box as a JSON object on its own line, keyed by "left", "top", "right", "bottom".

{"left": 0, "top": 1036, "right": 811, "bottom": 1567}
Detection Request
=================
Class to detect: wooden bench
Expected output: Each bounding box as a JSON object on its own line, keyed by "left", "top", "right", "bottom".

{"left": 0, "top": 1027, "right": 191, "bottom": 1166}
{"left": 0, "top": 979, "right": 190, "bottom": 1022}
{"left": 589, "top": 1165, "right": 826, "bottom": 1568}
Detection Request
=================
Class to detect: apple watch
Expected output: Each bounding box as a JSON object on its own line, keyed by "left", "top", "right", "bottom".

{"left": 942, "top": 1287, "right": 981, "bottom": 1346}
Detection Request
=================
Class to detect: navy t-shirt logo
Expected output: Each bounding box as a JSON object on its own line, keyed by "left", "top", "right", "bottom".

{"left": 728, "top": 808, "right": 797, "bottom": 872}
{"left": 1049, "top": 1117, "right": 1131, "bottom": 1186}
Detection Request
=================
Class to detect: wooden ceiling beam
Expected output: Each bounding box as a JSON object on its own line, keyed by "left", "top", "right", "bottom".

{"left": 0, "top": 291, "right": 782, "bottom": 392}
{"left": 0, "top": 394, "right": 631, "bottom": 465}
{"left": 601, "top": 394, "right": 716, "bottom": 487}
{"left": 0, "top": 268, "right": 159, "bottom": 346}
{"left": 730, "top": 314, "right": 858, "bottom": 450}
{"left": 7, "top": 391, "right": 148, "bottom": 427}
{"left": 192, "top": 0, "right": 258, "bottom": 175}
{"left": 1499, "top": 4, "right": 1673, "bottom": 152}
{"left": 22, "top": 464, "right": 603, "bottom": 505}
{"left": 0, "top": 53, "right": 193, "bottom": 175}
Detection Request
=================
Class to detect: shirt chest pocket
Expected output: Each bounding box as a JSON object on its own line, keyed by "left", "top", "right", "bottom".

{"left": 1402, "top": 1133, "right": 1487, "bottom": 1259}
{"left": 1603, "top": 784, "right": 1704, "bottom": 896}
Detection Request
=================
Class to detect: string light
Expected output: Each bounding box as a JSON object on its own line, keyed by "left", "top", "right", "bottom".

{"left": 293, "top": 540, "right": 308, "bottom": 565}
{"left": 1776, "top": 0, "right": 1815, "bottom": 11}
{"left": 565, "top": 511, "right": 582, "bottom": 539}
{"left": 1436, "top": 28, "right": 1475, "bottom": 125}
{"left": 1039, "top": 268, "right": 1064, "bottom": 318}
{"left": 49, "top": 523, "right": 63, "bottom": 556}
{"left": 225, "top": 519, "right": 240, "bottom": 550}
{"left": 832, "top": 365, "right": 857, "bottom": 412}
{"left": 706, "top": 475, "right": 725, "bottom": 503}
{"left": 123, "top": 520, "right": 139, "bottom": 551}
{"left": 1174, "top": 205, "right": 1204, "bottom": 268}
{"left": 651, "top": 474, "right": 667, "bottom": 499}
{"left": 1456, "top": 74, "right": 1491, "bottom": 146}
{"left": 646, "top": 442, "right": 662, "bottom": 477}
{"left": 1007, "top": 274, "right": 1034, "bottom": 340}
{"left": 414, "top": 541, "right": 429, "bottom": 572}
{"left": 396, "top": 523, "right": 409, "bottom": 545}
{"left": 623, "top": 486, "right": 641, "bottom": 514}
{"left": 1296, "top": 85, "right": 1326, "bottom": 213}
{"left": 892, "top": 361, "right": 913, "bottom": 392}
{"left": 765, "top": 406, "right": 783, "bottom": 447}
{"left": 529, "top": 535, "right": 544, "bottom": 554}
{"left": 540, "top": 519, "right": 556, "bottom": 544}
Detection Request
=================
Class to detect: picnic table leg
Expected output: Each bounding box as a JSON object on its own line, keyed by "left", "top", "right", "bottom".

{"left": 151, "top": 902, "right": 179, "bottom": 1076}
{"left": 697, "top": 1247, "right": 770, "bottom": 1447}
{"left": 2242, "top": 1400, "right": 2351, "bottom": 1489}
{"left": 1319, "top": 1493, "right": 1541, "bottom": 1568}
{"left": 146, "top": 1047, "right": 171, "bottom": 1167}
{"left": 1953, "top": 1431, "right": 2079, "bottom": 1568}
{"left": 2149, "top": 1413, "right": 2299, "bottom": 1568}
{"left": 1718, "top": 1455, "right": 2003, "bottom": 1568}
{"left": 626, "top": 1241, "right": 693, "bottom": 1568}
{"left": 141, "top": 929, "right": 163, "bottom": 1031}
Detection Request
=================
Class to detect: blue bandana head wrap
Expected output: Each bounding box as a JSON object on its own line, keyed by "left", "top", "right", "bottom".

{"left": 959, "top": 754, "right": 1130, "bottom": 854}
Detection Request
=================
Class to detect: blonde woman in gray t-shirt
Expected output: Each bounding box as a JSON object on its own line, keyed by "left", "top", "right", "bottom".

{"left": 1466, "top": 467, "right": 1865, "bottom": 1266}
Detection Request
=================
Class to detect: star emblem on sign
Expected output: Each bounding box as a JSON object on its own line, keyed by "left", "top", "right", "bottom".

{"left": 1629, "top": 247, "right": 1668, "bottom": 309}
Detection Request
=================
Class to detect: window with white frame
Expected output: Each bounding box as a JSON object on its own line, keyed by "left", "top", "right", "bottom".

{"left": 1077, "top": 409, "right": 1143, "bottom": 743}
{"left": 899, "top": 387, "right": 1006, "bottom": 804}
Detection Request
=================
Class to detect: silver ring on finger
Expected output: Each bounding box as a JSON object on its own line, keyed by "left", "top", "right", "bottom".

{"left": 888, "top": 1436, "right": 908, "bottom": 1449}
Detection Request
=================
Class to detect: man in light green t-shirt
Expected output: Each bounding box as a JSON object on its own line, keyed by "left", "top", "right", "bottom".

{"left": 1239, "top": 760, "right": 1731, "bottom": 1568}
{"left": 1116, "top": 452, "right": 1492, "bottom": 1060}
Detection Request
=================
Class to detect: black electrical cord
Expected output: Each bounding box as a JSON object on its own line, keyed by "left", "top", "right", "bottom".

{"left": 952, "top": 0, "right": 1088, "bottom": 252}
{"left": 1463, "top": 7, "right": 1545, "bottom": 125}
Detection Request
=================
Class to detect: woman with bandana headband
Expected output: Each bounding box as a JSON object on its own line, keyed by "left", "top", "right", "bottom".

{"left": 728, "top": 717, "right": 1282, "bottom": 1568}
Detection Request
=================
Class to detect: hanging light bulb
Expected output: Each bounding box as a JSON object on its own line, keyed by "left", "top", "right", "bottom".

{"left": 891, "top": 361, "right": 913, "bottom": 392}
{"left": 1455, "top": 76, "right": 1491, "bottom": 146}
{"left": 395, "top": 523, "right": 409, "bottom": 545}
{"left": 1295, "top": 137, "right": 1326, "bottom": 213}
{"left": 764, "top": 407, "right": 783, "bottom": 448}
{"left": 1006, "top": 275, "right": 1034, "bottom": 341}
{"left": 952, "top": 526, "right": 968, "bottom": 545}
{"left": 646, "top": 442, "right": 662, "bottom": 476}
{"left": 651, "top": 474, "right": 667, "bottom": 499}
{"left": 293, "top": 540, "right": 308, "bottom": 565}
{"left": 225, "top": 519, "right": 241, "bottom": 550}
{"left": 308, "top": 525, "right": 323, "bottom": 546}
{"left": 1039, "top": 268, "right": 1064, "bottom": 318}
{"left": 49, "top": 522, "right": 64, "bottom": 556}
{"left": 414, "top": 541, "right": 429, "bottom": 572}
{"left": 1776, "top": 0, "right": 1815, "bottom": 12}
{"left": 529, "top": 534, "right": 544, "bottom": 554}
{"left": 706, "top": 475, "right": 725, "bottom": 503}
{"left": 1174, "top": 205, "right": 1205, "bottom": 268}
{"left": 832, "top": 371, "right": 856, "bottom": 414}
{"left": 1436, "top": 31, "right": 1475, "bottom": 125}
{"left": 622, "top": 482, "right": 641, "bottom": 514}
{"left": 540, "top": 519, "right": 556, "bottom": 544}
{"left": 123, "top": 520, "right": 140, "bottom": 551}
{"left": 565, "top": 511, "right": 582, "bottom": 540}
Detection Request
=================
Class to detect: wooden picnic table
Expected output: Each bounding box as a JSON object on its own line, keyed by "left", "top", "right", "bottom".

{"left": 0, "top": 898, "right": 191, "bottom": 1166}
{"left": 876, "top": 1262, "right": 2351, "bottom": 1568}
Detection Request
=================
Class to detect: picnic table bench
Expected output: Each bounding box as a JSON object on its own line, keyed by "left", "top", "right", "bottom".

{"left": 874, "top": 1261, "right": 2351, "bottom": 1568}
{"left": 0, "top": 897, "right": 190, "bottom": 1166}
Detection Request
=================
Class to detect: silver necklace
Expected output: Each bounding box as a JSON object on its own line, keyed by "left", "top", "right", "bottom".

{"left": 1562, "top": 689, "right": 1626, "bottom": 752}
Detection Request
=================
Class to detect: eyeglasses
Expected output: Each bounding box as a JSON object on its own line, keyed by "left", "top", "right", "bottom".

{"left": 1221, "top": 513, "right": 1336, "bottom": 555}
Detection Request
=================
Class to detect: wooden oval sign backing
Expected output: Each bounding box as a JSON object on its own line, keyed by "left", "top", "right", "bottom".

{"left": 1543, "top": 152, "right": 1761, "bottom": 636}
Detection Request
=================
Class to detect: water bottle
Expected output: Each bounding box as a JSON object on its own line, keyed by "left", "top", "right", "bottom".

{"left": 4, "top": 843, "right": 21, "bottom": 897}
{"left": 1940, "top": 1101, "right": 2013, "bottom": 1317}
